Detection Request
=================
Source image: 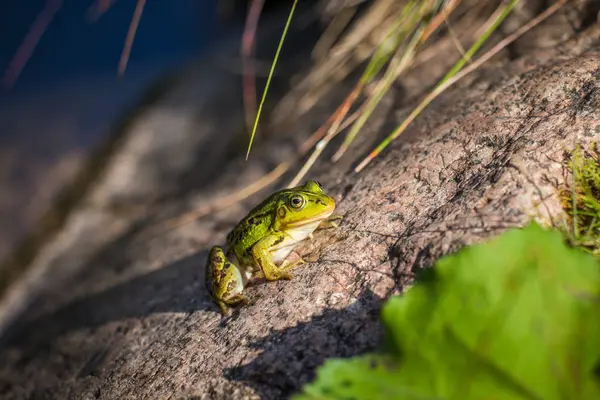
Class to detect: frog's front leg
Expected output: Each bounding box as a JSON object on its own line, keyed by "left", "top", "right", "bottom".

{"left": 251, "top": 233, "right": 295, "bottom": 281}
{"left": 278, "top": 256, "right": 305, "bottom": 272}
{"left": 205, "top": 246, "right": 248, "bottom": 315}
{"left": 319, "top": 214, "right": 344, "bottom": 229}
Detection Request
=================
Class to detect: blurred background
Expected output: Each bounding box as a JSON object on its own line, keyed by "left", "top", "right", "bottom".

{"left": 0, "top": 0, "right": 299, "bottom": 263}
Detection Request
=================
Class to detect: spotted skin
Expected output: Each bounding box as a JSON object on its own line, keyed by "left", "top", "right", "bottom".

{"left": 205, "top": 246, "right": 249, "bottom": 315}
{"left": 204, "top": 180, "right": 339, "bottom": 315}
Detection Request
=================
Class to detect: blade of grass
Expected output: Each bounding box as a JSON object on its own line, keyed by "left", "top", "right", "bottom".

{"left": 289, "top": 0, "right": 461, "bottom": 183}
{"left": 287, "top": 105, "right": 362, "bottom": 188}
{"left": 572, "top": 145, "right": 580, "bottom": 238}
{"left": 355, "top": 0, "right": 569, "bottom": 173}
{"left": 445, "top": 19, "right": 467, "bottom": 59}
{"left": 287, "top": 84, "right": 363, "bottom": 187}
{"left": 118, "top": 0, "right": 146, "bottom": 77}
{"left": 333, "top": 0, "right": 450, "bottom": 162}
{"left": 442, "top": 0, "right": 519, "bottom": 86}
{"left": 359, "top": 0, "right": 420, "bottom": 85}
{"left": 331, "top": 11, "right": 430, "bottom": 161}
{"left": 87, "top": 0, "right": 115, "bottom": 21}
{"left": 246, "top": 0, "right": 298, "bottom": 160}
{"left": 3, "top": 0, "right": 63, "bottom": 88}
{"left": 312, "top": 5, "right": 357, "bottom": 62}
{"left": 421, "top": 0, "right": 462, "bottom": 41}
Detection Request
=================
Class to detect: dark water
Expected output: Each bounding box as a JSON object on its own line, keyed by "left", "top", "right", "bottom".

{"left": 0, "top": 0, "right": 245, "bottom": 259}
{"left": 0, "top": 0, "right": 219, "bottom": 145}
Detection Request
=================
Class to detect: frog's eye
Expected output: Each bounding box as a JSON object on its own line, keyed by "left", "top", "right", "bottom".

{"left": 289, "top": 194, "right": 306, "bottom": 210}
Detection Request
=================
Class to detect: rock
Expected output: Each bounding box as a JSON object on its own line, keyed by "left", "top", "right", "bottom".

{"left": 1, "top": 4, "right": 599, "bottom": 399}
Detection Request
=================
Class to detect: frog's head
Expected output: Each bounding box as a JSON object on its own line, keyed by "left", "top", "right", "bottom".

{"left": 273, "top": 180, "right": 335, "bottom": 230}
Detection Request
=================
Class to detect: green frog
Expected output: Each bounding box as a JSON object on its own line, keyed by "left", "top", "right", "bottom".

{"left": 205, "top": 180, "right": 338, "bottom": 315}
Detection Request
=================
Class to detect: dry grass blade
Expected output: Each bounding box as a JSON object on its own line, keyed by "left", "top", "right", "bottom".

{"left": 332, "top": 0, "right": 449, "bottom": 162}
{"left": 242, "top": 0, "right": 265, "bottom": 135}
{"left": 118, "top": 0, "right": 146, "bottom": 76}
{"left": 3, "top": 0, "right": 63, "bottom": 88}
{"left": 331, "top": 18, "right": 425, "bottom": 162}
{"left": 354, "top": 0, "right": 570, "bottom": 173}
{"left": 87, "top": 0, "right": 115, "bottom": 21}
{"left": 271, "top": 0, "right": 398, "bottom": 124}
{"left": 312, "top": 5, "right": 357, "bottom": 62}
{"left": 287, "top": 84, "right": 363, "bottom": 187}
{"left": 445, "top": 19, "right": 467, "bottom": 59}
{"left": 421, "top": 0, "right": 462, "bottom": 41}
{"left": 287, "top": 106, "right": 361, "bottom": 188}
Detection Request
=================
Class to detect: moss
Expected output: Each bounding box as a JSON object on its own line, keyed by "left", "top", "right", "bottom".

{"left": 559, "top": 143, "right": 600, "bottom": 257}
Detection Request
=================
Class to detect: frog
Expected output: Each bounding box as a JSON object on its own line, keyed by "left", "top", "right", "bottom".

{"left": 205, "top": 180, "right": 339, "bottom": 315}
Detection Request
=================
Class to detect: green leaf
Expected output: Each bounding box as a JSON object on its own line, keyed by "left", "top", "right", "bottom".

{"left": 296, "top": 223, "right": 600, "bottom": 400}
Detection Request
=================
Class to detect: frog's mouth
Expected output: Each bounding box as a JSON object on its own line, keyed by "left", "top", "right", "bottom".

{"left": 285, "top": 204, "right": 335, "bottom": 229}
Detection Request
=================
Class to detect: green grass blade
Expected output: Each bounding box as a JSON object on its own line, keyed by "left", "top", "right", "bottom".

{"left": 360, "top": 0, "right": 420, "bottom": 85}
{"left": 333, "top": 22, "right": 426, "bottom": 161}
{"left": 333, "top": 0, "right": 447, "bottom": 161}
{"left": 245, "top": 0, "right": 298, "bottom": 160}
{"left": 355, "top": 0, "right": 519, "bottom": 172}
{"left": 438, "top": 0, "right": 519, "bottom": 86}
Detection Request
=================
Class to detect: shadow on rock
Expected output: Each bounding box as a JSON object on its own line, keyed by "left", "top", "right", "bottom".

{"left": 224, "top": 288, "right": 386, "bottom": 399}
{"left": 2, "top": 250, "right": 215, "bottom": 348}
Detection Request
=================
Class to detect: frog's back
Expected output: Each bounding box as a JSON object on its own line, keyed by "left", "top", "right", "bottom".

{"left": 226, "top": 192, "right": 283, "bottom": 256}
{"left": 227, "top": 215, "right": 273, "bottom": 253}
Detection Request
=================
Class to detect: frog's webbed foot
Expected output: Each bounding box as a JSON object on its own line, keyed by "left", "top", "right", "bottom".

{"left": 268, "top": 270, "right": 294, "bottom": 281}
{"left": 217, "top": 300, "right": 232, "bottom": 316}
{"left": 278, "top": 257, "right": 305, "bottom": 273}
{"left": 217, "top": 294, "right": 249, "bottom": 316}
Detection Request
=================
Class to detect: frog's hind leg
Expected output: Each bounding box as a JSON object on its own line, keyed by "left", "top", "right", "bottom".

{"left": 205, "top": 246, "right": 248, "bottom": 315}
